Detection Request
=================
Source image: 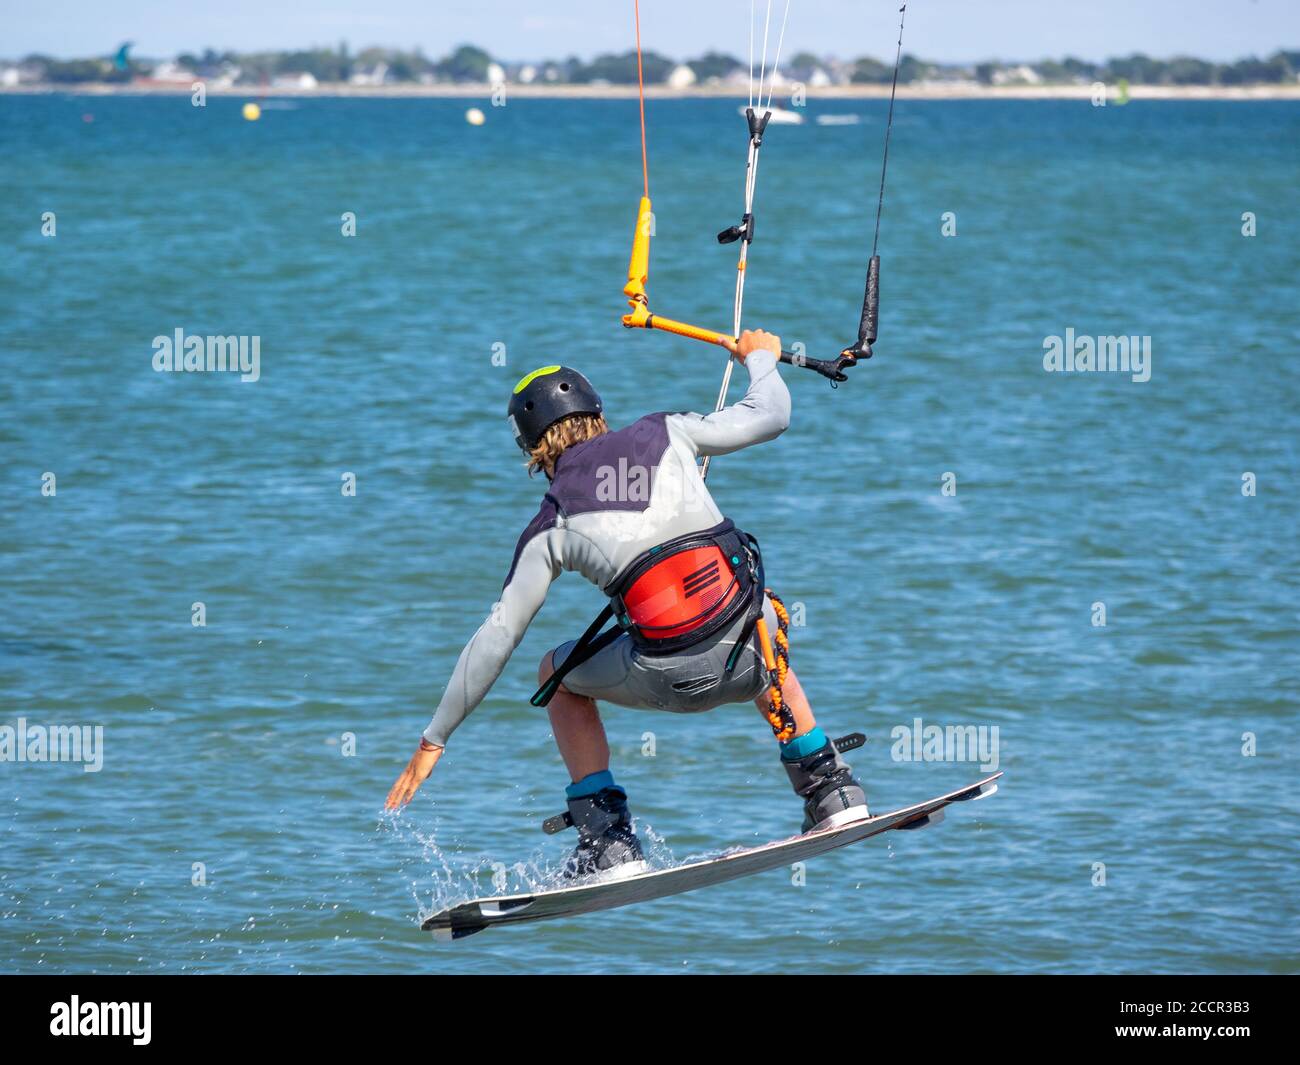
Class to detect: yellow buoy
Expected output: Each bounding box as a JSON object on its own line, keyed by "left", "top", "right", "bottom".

{"left": 465, "top": 107, "right": 486, "bottom": 126}
{"left": 242, "top": 102, "right": 262, "bottom": 122}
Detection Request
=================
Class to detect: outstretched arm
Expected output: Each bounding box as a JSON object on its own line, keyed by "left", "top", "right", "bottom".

{"left": 385, "top": 525, "right": 559, "bottom": 809}
{"left": 671, "top": 330, "right": 791, "bottom": 458}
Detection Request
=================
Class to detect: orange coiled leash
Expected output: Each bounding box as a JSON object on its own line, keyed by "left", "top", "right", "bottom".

{"left": 755, "top": 589, "right": 795, "bottom": 742}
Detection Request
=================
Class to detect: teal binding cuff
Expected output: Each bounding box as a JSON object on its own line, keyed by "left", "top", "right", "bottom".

{"left": 566, "top": 769, "right": 616, "bottom": 799}
{"left": 780, "top": 726, "right": 827, "bottom": 761}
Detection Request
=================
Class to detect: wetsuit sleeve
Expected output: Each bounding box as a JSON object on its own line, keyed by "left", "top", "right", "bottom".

{"left": 422, "top": 526, "right": 560, "bottom": 747}
{"left": 667, "top": 349, "right": 791, "bottom": 457}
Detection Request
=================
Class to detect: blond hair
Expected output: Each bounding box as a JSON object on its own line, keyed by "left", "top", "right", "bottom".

{"left": 527, "top": 413, "right": 609, "bottom": 478}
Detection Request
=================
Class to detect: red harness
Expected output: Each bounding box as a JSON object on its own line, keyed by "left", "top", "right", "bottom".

{"left": 618, "top": 543, "right": 742, "bottom": 642}
{"left": 531, "top": 519, "right": 763, "bottom": 707}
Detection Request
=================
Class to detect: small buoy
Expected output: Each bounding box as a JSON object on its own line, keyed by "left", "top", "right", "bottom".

{"left": 81, "top": 113, "right": 94, "bottom": 124}
{"left": 242, "top": 102, "right": 262, "bottom": 122}
{"left": 465, "top": 107, "right": 486, "bottom": 126}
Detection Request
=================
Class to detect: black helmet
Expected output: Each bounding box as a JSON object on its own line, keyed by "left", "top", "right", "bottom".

{"left": 507, "top": 365, "right": 603, "bottom": 451}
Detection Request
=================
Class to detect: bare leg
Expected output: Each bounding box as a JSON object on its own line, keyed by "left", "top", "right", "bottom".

{"left": 754, "top": 666, "right": 817, "bottom": 738}
{"left": 541, "top": 651, "right": 610, "bottom": 782}
{"left": 541, "top": 653, "right": 644, "bottom": 873}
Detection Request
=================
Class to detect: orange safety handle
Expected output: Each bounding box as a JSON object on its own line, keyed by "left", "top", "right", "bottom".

{"left": 624, "top": 196, "right": 652, "bottom": 303}
{"left": 620, "top": 194, "right": 734, "bottom": 351}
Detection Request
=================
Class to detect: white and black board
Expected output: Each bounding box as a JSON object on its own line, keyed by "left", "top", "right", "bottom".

{"left": 422, "top": 771, "right": 1001, "bottom": 939}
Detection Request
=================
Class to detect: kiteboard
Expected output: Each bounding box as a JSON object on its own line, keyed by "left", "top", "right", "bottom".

{"left": 422, "top": 770, "right": 1001, "bottom": 939}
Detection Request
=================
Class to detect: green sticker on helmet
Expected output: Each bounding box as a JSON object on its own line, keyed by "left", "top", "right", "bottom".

{"left": 513, "top": 365, "right": 562, "bottom": 394}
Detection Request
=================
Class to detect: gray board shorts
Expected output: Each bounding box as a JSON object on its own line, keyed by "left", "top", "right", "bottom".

{"left": 550, "top": 596, "right": 778, "bottom": 713}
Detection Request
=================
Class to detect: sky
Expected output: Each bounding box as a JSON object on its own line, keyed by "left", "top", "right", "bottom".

{"left": 5, "top": 0, "right": 1298, "bottom": 64}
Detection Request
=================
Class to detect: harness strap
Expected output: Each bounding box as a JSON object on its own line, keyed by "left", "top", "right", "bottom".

{"left": 530, "top": 604, "right": 620, "bottom": 707}
{"left": 724, "top": 531, "right": 765, "bottom": 672}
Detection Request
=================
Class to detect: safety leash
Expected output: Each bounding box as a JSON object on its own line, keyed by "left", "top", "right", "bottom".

{"left": 755, "top": 588, "right": 795, "bottom": 742}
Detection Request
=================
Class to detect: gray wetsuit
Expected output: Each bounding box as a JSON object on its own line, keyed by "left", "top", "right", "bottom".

{"left": 423, "top": 350, "right": 790, "bottom": 748}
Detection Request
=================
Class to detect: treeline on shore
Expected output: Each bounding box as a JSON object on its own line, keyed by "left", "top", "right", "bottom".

{"left": 7, "top": 43, "right": 1300, "bottom": 88}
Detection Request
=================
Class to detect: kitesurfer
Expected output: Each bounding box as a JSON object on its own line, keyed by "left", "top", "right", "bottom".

{"left": 385, "top": 330, "right": 868, "bottom": 876}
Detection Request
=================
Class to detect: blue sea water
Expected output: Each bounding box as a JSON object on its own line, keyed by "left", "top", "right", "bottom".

{"left": 1, "top": 93, "right": 1297, "bottom": 973}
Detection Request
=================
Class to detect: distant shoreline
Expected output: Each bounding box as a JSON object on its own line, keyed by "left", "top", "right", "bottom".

{"left": 4, "top": 82, "right": 1300, "bottom": 101}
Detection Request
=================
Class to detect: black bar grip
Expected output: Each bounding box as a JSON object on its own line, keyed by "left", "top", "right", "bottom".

{"left": 779, "top": 349, "right": 854, "bottom": 383}
{"left": 858, "top": 254, "right": 880, "bottom": 349}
